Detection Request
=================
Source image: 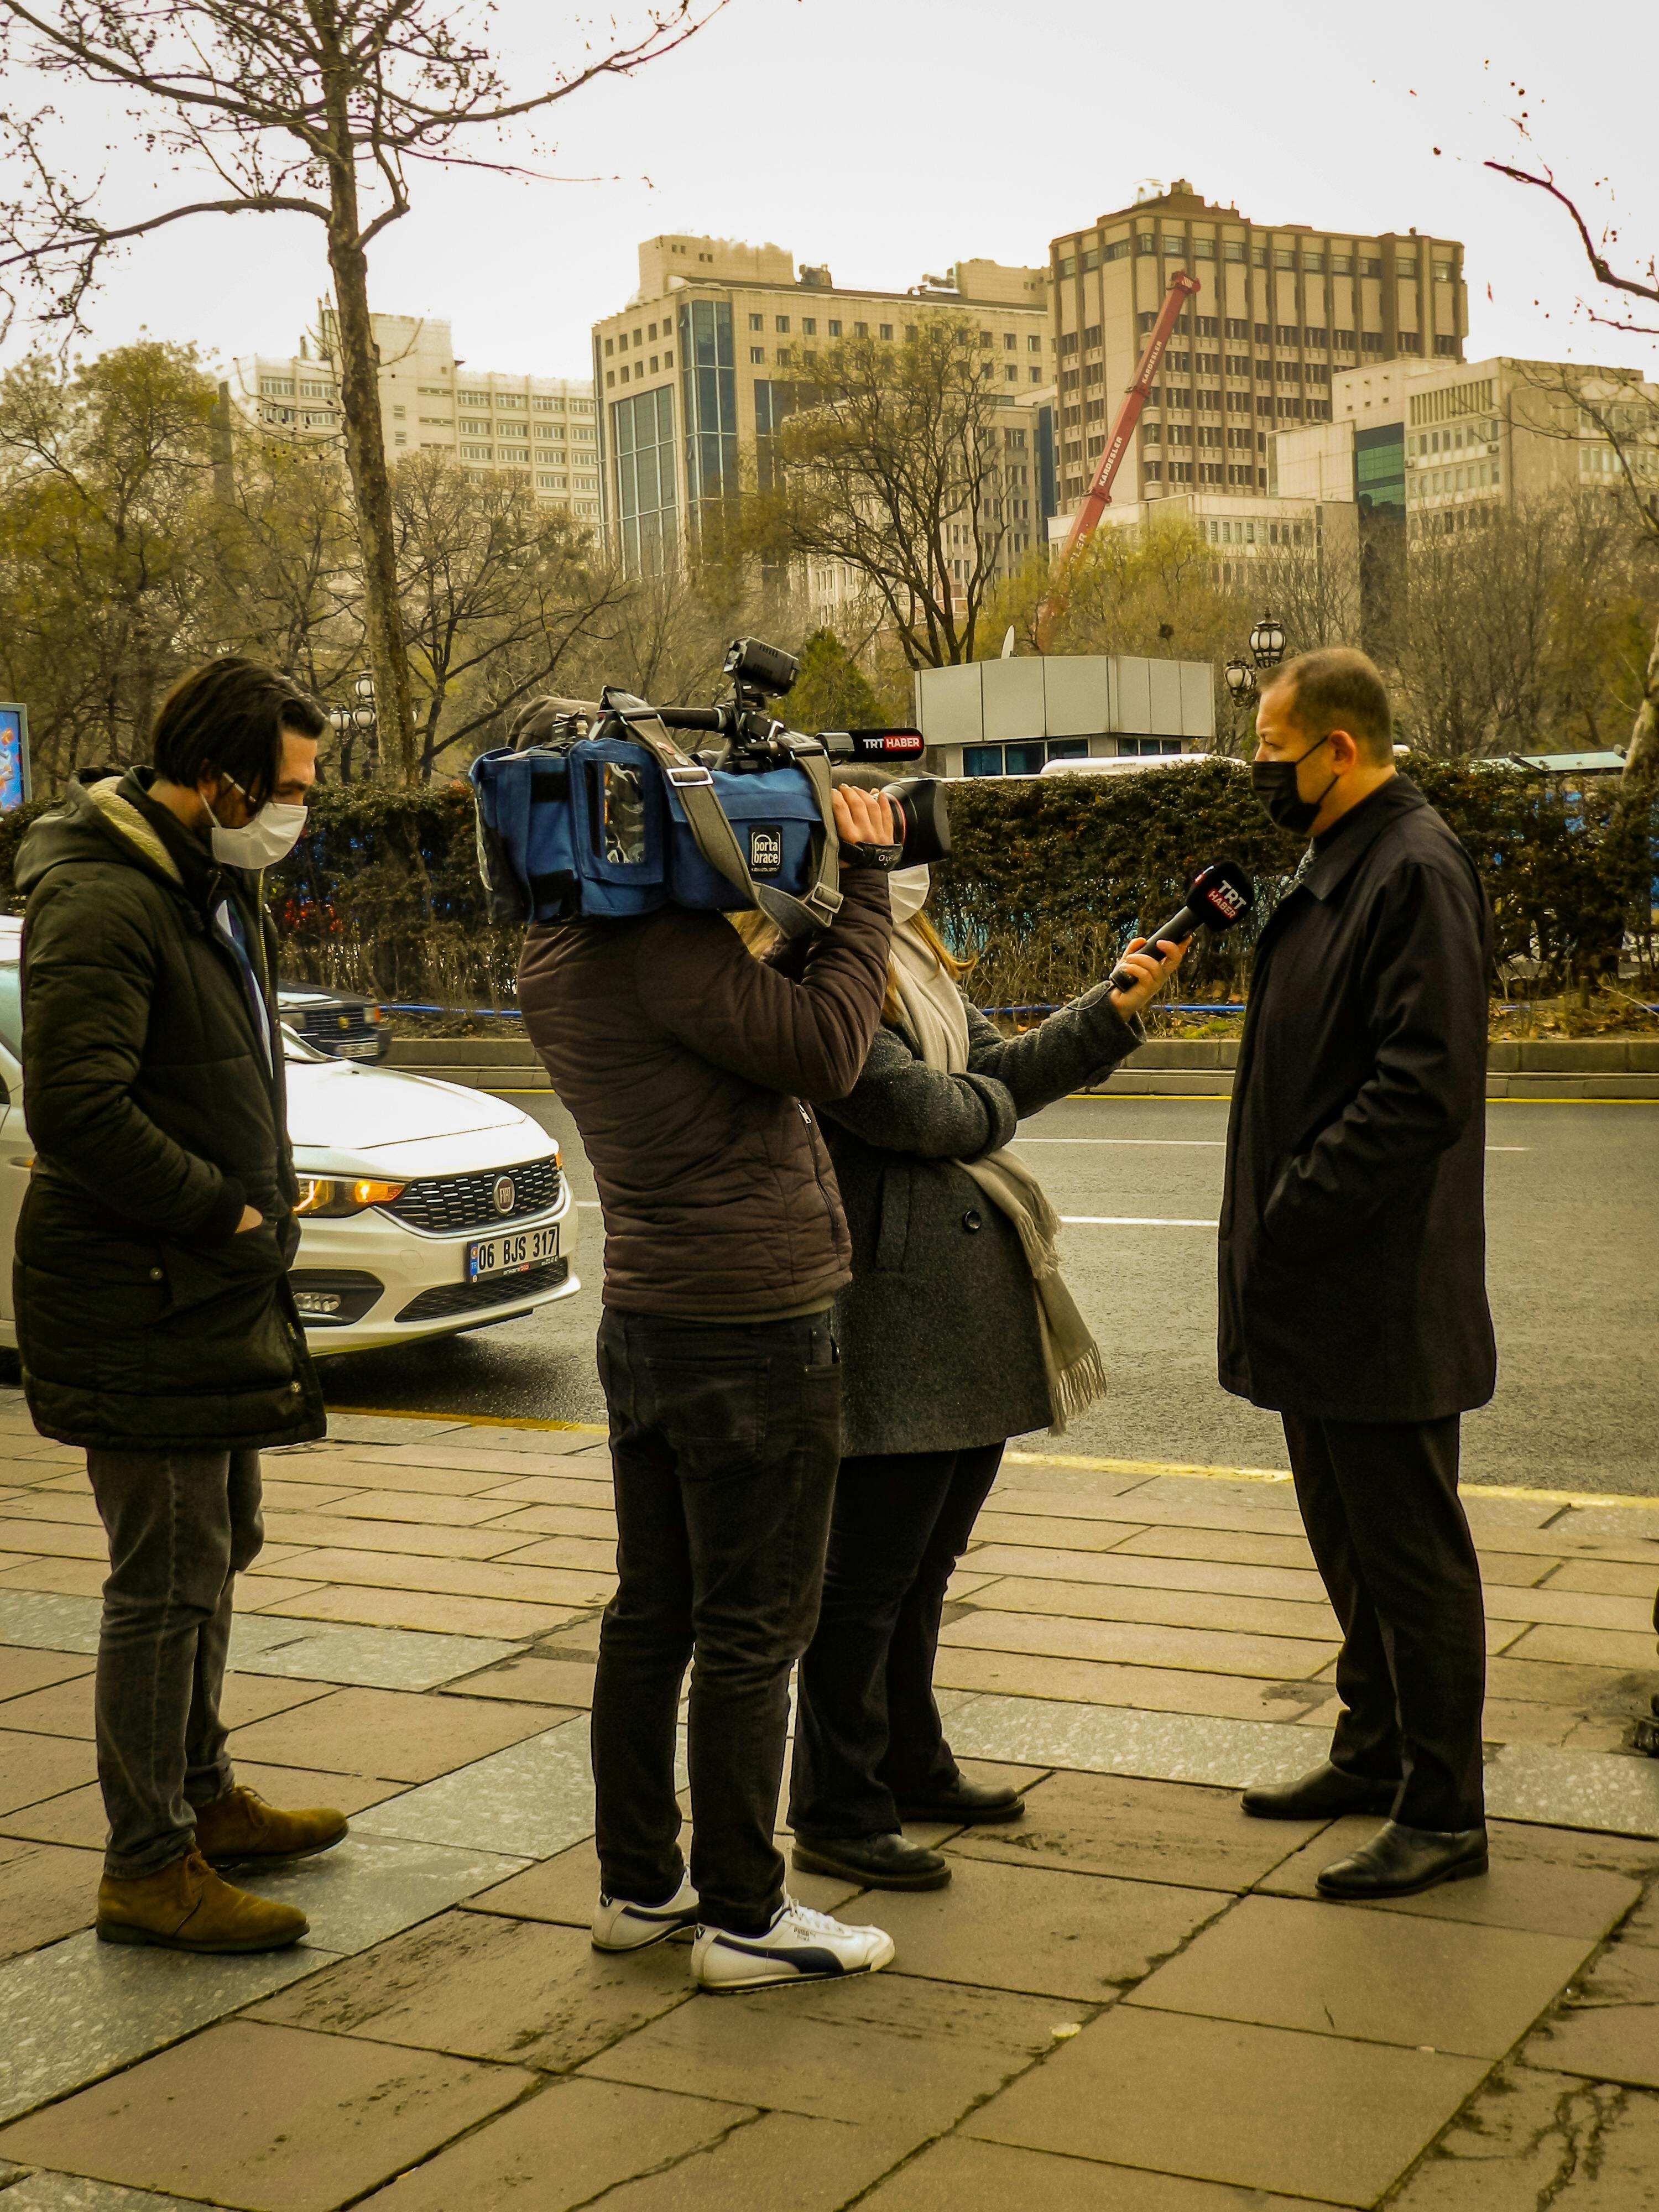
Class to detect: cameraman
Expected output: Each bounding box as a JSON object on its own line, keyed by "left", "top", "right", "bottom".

{"left": 519, "top": 784, "right": 899, "bottom": 1994}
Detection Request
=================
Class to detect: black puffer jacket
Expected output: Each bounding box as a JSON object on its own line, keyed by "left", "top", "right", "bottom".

{"left": 13, "top": 769, "right": 325, "bottom": 1451}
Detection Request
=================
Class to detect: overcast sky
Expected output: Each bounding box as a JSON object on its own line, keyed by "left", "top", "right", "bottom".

{"left": 6, "top": 0, "right": 1657, "bottom": 387}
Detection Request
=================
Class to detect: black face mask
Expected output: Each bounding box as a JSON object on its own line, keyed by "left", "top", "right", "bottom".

{"left": 1251, "top": 732, "right": 1337, "bottom": 836}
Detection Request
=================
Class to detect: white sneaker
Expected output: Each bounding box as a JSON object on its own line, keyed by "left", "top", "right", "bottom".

{"left": 591, "top": 1872, "right": 700, "bottom": 1953}
{"left": 691, "top": 1895, "right": 896, "bottom": 1992}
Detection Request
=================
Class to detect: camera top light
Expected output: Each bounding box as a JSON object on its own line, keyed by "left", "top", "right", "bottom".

{"left": 723, "top": 638, "right": 800, "bottom": 700}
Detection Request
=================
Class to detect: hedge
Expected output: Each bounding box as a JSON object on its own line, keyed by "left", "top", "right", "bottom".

{"left": 0, "top": 763, "right": 1650, "bottom": 1006}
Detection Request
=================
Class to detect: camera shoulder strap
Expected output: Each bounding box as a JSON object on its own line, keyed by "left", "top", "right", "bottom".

{"left": 623, "top": 709, "right": 844, "bottom": 938}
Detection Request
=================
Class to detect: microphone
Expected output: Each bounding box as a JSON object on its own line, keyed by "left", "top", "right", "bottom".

{"left": 1109, "top": 859, "right": 1255, "bottom": 993}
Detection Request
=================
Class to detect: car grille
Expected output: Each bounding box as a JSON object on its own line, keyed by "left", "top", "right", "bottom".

{"left": 395, "top": 1258, "right": 568, "bottom": 1324}
{"left": 387, "top": 1157, "right": 563, "bottom": 1234}
{"left": 289, "top": 1001, "right": 375, "bottom": 1045}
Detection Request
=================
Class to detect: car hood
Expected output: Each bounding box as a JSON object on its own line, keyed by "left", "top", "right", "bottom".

{"left": 286, "top": 1058, "right": 555, "bottom": 1180}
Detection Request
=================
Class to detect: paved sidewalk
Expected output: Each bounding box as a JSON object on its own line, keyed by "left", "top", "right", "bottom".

{"left": 1, "top": 1392, "right": 1658, "bottom": 2207}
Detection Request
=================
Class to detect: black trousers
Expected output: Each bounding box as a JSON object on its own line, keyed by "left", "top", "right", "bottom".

{"left": 592, "top": 1306, "right": 841, "bottom": 1935}
{"left": 790, "top": 1442, "right": 1004, "bottom": 1840}
{"left": 1284, "top": 1412, "right": 1486, "bottom": 1832}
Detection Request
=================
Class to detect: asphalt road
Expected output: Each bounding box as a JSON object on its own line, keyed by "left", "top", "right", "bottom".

{"left": 321, "top": 1089, "right": 1659, "bottom": 1499}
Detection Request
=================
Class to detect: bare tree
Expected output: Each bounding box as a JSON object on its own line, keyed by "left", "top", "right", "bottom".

{"left": 1488, "top": 156, "right": 1659, "bottom": 782}
{"left": 752, "top": 320, "right": 1013, "bottom": 667}
{"left": 392, "top": 454, "right": 628, "bottom": 779}
{"left": 0, "top": 0, "right": 725, "bottom": 780}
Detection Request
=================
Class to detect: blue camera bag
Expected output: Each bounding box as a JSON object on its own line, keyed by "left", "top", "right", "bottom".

{"left": 471, "top": 704, "right": 844, "bottom": 936}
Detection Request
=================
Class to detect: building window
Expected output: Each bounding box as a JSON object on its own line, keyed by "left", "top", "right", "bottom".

{"left": 1434, "top": 335, "right": 1459, "bottom": 357}
{"left": 1360, "top": 257, "right": 1383, "bottom": 278}
{"left": 679, "top": 296, "right": 738, "bottom": 525}
{"left": 828, "top": 320, "right": 842, "bottom": 337}
{"left": 750, "top": 347, "right": 765, "bottom": 364}
{"left": 612, "top": 383, "right": 677, "bottom": 574}
{"left": 775, "top": 316, "right": 790, "bottom": 333}
{"left": 1144, "top": 460, "right": 1162, "bottom": 482}
{"left": 854, "top": 321, "right": 868, "bottom": 337}
{"left": 749, "top": 313, "right": 763, "bottom": 331}
{"left": 460, "top": 444, "right": 492, "bottom": 460}
{"left": 534, "top": 396, "right": 565, "bottom": 412}
{"left": 802, "top": 318, "right": 816, "bottom": 336}
{"left": 536, "top": 473, "right": 567, "bottom": 490}
{"left": 1105, "top": 237, "right": 1130, "bottom": 262}
{"left": 604, "top": 340, "right": 614, "bottom": 357}
{"left": 1005, "top": 366, "right": 1018, "bottom": 382}
{"left": 879, "top": 324, "right": 893, "bottom": 340}
{"left": 619, "top": 365, "right": 629, "bottom": 384}
{"left": 1224, "top": 242, "right": 1246, "bottom": 263}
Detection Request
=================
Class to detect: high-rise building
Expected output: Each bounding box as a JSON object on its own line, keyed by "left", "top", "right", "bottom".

{"left": 1047, "top": 180, "right": 1468, "bottom": 523}
{"left": 228, "top": 312, "right": 600, "bottom": 519}
{"left": 592, "top": 236, "right": 1054, "bottom": 575}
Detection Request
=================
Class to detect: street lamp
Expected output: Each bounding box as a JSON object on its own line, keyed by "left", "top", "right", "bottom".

{"left": 1248, "top": 609, "right": 1285, "bottom": 668}
{"left": 1224, "top": 658, "right": 1257, "bottom": 704}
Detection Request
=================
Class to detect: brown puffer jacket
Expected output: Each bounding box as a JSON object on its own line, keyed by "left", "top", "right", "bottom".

{"left": 518, "top": 874, "right": 891, "bottom": 1317}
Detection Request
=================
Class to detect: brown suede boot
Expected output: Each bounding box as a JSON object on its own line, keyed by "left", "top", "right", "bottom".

{"left": 192, "top": 1785, "right": 348, "bottom": 1867}
{"left": 97, "top": 1848, "right": 309, "bottom": 1953}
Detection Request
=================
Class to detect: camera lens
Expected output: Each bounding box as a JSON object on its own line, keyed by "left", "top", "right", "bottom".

{"left": 881, "top": 777, "right": 951, "bottom": 867}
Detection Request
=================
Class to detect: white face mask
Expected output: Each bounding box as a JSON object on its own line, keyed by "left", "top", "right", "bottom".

{"left": 203, "top": 785, "right": 308, "bottom": 869}
{"left": 888, "top": 865, "right": 931, "bottom": 925}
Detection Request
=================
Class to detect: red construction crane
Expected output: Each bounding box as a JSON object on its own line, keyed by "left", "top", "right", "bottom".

{"left": 1036, "top": 269, "right": 1203, "bottom": 648}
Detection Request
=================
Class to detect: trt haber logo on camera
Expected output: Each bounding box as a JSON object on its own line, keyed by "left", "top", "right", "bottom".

{"left": 749, "top": 826, "right": 785, "bottom": 877}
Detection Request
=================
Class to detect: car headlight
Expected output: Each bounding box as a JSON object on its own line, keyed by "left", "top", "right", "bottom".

{"left": 295, "top": 1177, "right": 407, "bottom": 1217}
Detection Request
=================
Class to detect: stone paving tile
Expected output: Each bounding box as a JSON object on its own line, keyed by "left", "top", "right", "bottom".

{"left": 1506, "top": 1623, "right": 1659, "bottom": 1670}
{"left": 0, "top": 1592, "right": 101, "bottom": 1655}
{"left": 460, "top": 1835, "right": 603, "bottom": 1928}
{"left": 491, "top": 1535, "right": 624, "bottom": 1574}
{"left": 226, "top": 1618, "right": 523, "bottom": 1690}
{"left": 0, "top": 1676, "right": 95, "bottom": 1739}
{"left": 473, "top": 1502, "right": 617, "bottom": 1540}
{"left": 251, "top": 1905, "right": 694, "bottom": 2070}
{"left": 354, "top": 1715, "right": 597, "bottom": 1859}
{"left": 932, "top": 1644, "right": 1329, "bottom": 1724}
{"left": 254, "top": 1545, "right": 613, "bottom": 1609}
{"left": 941, "top": 1608, "right": 1335, "bottom": 1682}
{"left": 0, "top": 1783, "right": 109, "bottom": 1849}
{"left": 1258, "top": 1815, "right": 1644, "bottom": 1936}
{"left": 296, "top": 1489, "right": 541, "bottom": 1529}
{"left": 1485, "top": 1587, "right": 1658, "bottom": 1634}
{"left": 1548, "top": 1558, "right": 1659, "bottom": 1598}
{"left": 1127, "top": 1892, "right": 1594, "bottom": 2058}
{"left": 0, "top": 1560, "right": 107, "bottom": 1599}
{"left": 583, "top": 1969, "right": 1060, "bottom": 2135}
{"left": 1484, "top": 1652, "right": 1651, "bottom": 1710}
{"left": 854, "top": 1856, "right": 1228, "bottom": 2002}
{"left": 472, "top": 1473, "right": 617, "bottom": 1511}
{"left": 972, "top": 1511, "right": 1168, "bottom": 1552}
{"left": 1487, "top": 1744, "right": 1659, "bottom": 1839}
{"left": 0, "top": 1521, "right": 105, "bottom": 1562}
{"left": 276, "top": 1457, "right": 510, "bottom": 1499}
{"left": 1388, "top": 2063, "right": 1659, "bottom": 2212}
{"left": 584, "top": 2110, "right": 922, "bottom": 2212}
{"left": 260, "top": 1511, "right": 547, "bottom": 1561}
{"left": 323, "top": 1415, "right": 476, "bottom": 1444}
{"left": 969, "top": 1541, "right": 1335, "bottom": 1608}
{"left": 257, "top": 1582, "right": 572, "bottom": 1642}
{"left": 0, "top": 1841, "right": 101, "bottom": 1960}
{"left": 859, "top": 2137, "right": 1329, "bottom": 2212}
{"left": 967, "top": 1572, "right": 1342, "bottom": 1641}
{"left": 949, "top": 1769, "right": 1323, "bottom": 1892}
{"left": 964, "top": 2006, "right": 1488, "bottom": 2207}
{"left": 446, "top": 1654, "right": 597, "bottom": 1708}
{"left": 354, "top": 2075, "right": 754, "bottom": 2211}
{"left": 233, "top": 1834, "right": 525, "bottom": 1955}
{"left": 1551, "top": 1506, "right": 1659, "bottom": 1549}
{"left": 1523, "top": 1996, "right": 1659, "bottom": 2089}
{"left": 0, "top": 1650, "right": 92, "bottom": 1701}
{"left": 0, "top": 1934, "right": 328, "bottom": 2125}
{"left": 0, "top": 2174, "right": 208, "bottom": 2209}
{"left": 0, "top": 1731, "right": 96, "bottom": 1815}
{"left": 0, "top": 2019, "right": 533, "bottom": 2212}
{"left": 945, "top": 1693, "right": 1329, "bottom": 1790}
{"left": 228, "top": 1684, "right": 565, "bottom": 1783}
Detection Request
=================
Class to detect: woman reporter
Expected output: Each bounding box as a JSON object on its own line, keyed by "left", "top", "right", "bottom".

{"left": 785, "top": 849, "right": 1185, "bottom": 1891}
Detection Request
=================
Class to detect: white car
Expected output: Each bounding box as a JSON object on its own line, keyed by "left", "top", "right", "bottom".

{"left": 0, "top": 921, "right": 580, "bottom": 1357}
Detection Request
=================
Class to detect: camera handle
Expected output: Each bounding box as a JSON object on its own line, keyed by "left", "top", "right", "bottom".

{"left": 611, "top": 699, "right": 846, "bottom": 938}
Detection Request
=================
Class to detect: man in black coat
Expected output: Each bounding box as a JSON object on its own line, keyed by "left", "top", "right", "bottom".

{"left": 16, "top": 658, "right": 343, "bottom": 1954}
{"left": 1218, "top": 646, "right": 1496, "bottom": 1901}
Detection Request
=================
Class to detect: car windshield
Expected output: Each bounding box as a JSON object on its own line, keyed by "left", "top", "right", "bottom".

{"left": 0, "top": 957, "right": 20, "bottom": 1058}
{"left": 281, "top": 1023, "right": 330, "bottom": 1065}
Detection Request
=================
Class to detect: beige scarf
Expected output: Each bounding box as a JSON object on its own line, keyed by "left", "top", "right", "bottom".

{"left": 890, "top": 926, "right": 1107, "bottom": 1434}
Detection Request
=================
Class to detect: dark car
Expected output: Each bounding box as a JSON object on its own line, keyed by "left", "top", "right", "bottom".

{"left": 275, "top": 982, "right": 392, "bottom": 1062}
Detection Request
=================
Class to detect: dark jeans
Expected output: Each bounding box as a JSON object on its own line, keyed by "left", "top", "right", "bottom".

{"left": 592, "top": 1306, "right": 841, "bottom": 1936}
{"left": 1285, "top": 1412, "right": 1486, "bottom": 1832}
{"left": 790, "top": 1442, "right": 1005, "bottom": 1841}
{"left": 85, "top": 1447, "right": 264, "bottom": 1879}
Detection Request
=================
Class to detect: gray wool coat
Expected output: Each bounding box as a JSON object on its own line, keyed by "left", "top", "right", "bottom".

{"left": 821, "top": 984, "right": 1143, "bottom": 1459}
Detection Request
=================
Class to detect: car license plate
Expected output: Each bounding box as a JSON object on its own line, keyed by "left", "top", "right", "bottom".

{"left": 468, "top": 1224, "right": 560, "bottom": 1282}
{"left": 337, "top": 1040, "right": 379, "bottom": 1060}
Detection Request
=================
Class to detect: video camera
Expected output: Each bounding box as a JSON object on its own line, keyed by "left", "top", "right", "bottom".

{"left": 471, "top": 639, "right": 950, "bottom": 936}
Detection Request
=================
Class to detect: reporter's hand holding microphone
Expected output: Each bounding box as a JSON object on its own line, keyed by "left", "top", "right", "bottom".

{"left": 1108, "top": 859, "right": 1256, "bottom": 1018}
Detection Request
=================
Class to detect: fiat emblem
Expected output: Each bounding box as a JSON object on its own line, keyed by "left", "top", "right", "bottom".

{"left": 492, "top": 1175, "right": 517, "bottom": 1215}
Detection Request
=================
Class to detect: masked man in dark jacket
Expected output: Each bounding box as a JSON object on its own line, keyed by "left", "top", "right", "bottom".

{"left": 16, "top": 658, "right": 342, "bottom": 1954}
{"left": 1219, "top": 647, "right": 1496, "bottom": 1902}
{"left": 520, "top": 782, "right": 901, "bottom": 1995}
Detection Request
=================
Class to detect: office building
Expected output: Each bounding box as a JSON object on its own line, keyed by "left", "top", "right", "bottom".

{"left": 228, "top": 313, "right": 600, "bottom": 519}
{"left": 914, "top": 654, "right": 1215, "bottom": 778}
{"left": 1046, "top": 180, "right": 1468, "bottom": 523}
{"left": 592, "top": 236, "right": 1054, "bottom": 576}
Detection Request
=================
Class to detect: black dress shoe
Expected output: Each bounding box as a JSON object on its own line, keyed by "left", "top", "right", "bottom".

{"left": 1240, "top": 1761, "right": 1401, "bottom": 1822}
{"left": 893, "top": 1777, "right": 1026, "bottom": 1825}
{"left": 1315, "top": 1820, "right": 1489, "bottom": 1900}
{"left": 792, "top": 1832, "right": 951, "bottom": 1891}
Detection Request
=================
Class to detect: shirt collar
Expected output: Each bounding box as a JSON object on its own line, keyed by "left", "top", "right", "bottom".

{"left": 1299, "top": 775, "right": 1424, "bottom": 902}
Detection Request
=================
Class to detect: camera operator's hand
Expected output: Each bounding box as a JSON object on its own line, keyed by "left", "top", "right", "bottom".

{"left": 833, "top": 785, "right": 901, "bottom": 873}
{"left": 1108, "top": 934, "right": 1188, "bottom": 1019}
